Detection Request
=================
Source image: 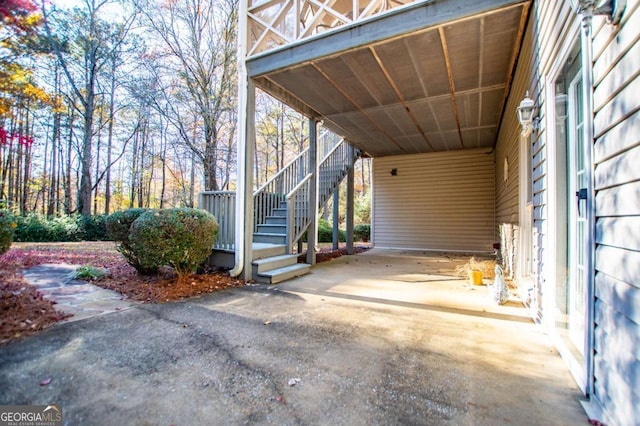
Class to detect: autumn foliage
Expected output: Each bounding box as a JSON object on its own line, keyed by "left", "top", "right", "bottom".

{"left": 0, "top": 209, "right": 16, "bottom": 254}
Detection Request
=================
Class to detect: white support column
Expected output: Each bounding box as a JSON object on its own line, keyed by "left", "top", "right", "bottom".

{"left": 307, "top": 119, "right": 318, "bottom": 265}
{"left": 346, "top": 145, "right": 355, "bottom": 255}
{"left": 230, "top": 0, "right": 255, "bottom": 278}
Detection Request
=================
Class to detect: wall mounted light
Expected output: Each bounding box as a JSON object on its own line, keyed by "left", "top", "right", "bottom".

{"left": 517, "top": 91, "right": 537, "bottom": 136}
{"left": 571, "top": 0, "right": 626, "bottom": 24}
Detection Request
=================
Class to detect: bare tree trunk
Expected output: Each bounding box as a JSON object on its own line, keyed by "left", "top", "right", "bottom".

{"left": 189, "top": 150, "right": 196, "bottom": 208}
{"left": 93, "top": 113, "right": 102, "bottom": 214}
{"left": 105, "top": 54, "right": 117, "bottom": 215}
{"left": 157, "top": 116, "right": 166, "bottom": 208}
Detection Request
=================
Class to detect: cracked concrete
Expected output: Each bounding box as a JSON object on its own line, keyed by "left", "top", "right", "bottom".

{"left": 1, "top": 250, "right": 587, "bottom": 425}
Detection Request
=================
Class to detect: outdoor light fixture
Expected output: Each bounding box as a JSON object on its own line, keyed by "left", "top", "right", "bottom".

{"left": 517, "top": 91, "right": 536, "bottom": 135}
{"left": 570, "top": 0, "right": 626, "bottom": 24}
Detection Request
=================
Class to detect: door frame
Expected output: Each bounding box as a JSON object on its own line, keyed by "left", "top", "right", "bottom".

{"left": 544, "top": 28, "right": 595, "bottom": 396}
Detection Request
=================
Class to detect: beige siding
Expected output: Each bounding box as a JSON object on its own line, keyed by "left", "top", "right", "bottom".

{"left": 372, "top": 149, "right": 495, "bottom": 252}
{"left": 591, "top": 1, "right": 640, "bottom": 424}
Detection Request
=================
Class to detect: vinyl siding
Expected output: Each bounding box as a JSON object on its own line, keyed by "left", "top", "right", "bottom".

{"left": 372, "top": 149, "right": 494, "bottom": 252}
{"left": 591, "top": 0, "right": 640, "bottom": 423}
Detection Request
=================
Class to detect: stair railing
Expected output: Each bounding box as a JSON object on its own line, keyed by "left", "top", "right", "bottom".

{"left": 252, "top": 128, "right": 343, "bottom": 232}
{"left": 284, "top": 139, "right": 358, "bottom": 252}
{"left": 286, "top": 173, "right": 312, "bottom": 249}
{"left": 200, "top": 129, "right": 354, "bottom": 252}
{"left": 253, "top": 147, "right": 309, "bottom": 232}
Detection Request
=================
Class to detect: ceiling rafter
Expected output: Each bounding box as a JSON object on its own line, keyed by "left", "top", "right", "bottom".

{"left": 369, "top": 46, "right": 436, "bottom": 152}
{"left": 311, "top": 62, "right": 406, "bottom": 152}
{"left": 438, "top": 26, "right": 465, "bottom": 150}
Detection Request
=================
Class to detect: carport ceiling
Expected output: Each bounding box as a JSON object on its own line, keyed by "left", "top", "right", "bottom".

{"left": 249, "top": 0, "right": 531, "bottom": 157}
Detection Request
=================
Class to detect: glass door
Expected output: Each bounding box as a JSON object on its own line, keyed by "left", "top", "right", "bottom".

{"left": 567, "top": 73, "right": 587, "bottom": 356}
{"left": 553, "top": 41, "right": 588, "bottom": 392}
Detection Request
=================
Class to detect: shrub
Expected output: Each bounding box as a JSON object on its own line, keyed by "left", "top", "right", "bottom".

{"left": 129, "top": 208, "right": 218, "bottom": 281}
{"left": 354, "top": 224, "right": 370, "bottom": 242}
{"left": 106, "top": 208, "right": 153, "bottom": 274}
{"left": 79, "top": 214, "right": 109, "bottom": 241}
{"left": 302, "top": 218, "right": 346, "bottom": 243}
{"left": 318, "top": 218, "right": 345, "bottom": 243}
{"left": 0, "top": 209, "right": 16, "bottom": 255}
{"left": 106, "top": 208, "right": 149, "bottom": 242}
{"left": 14, "top": 214, "right": 80, "bottom": 242}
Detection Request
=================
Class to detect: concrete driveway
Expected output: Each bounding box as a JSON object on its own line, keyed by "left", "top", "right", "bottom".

{"left": 0, "top": 249, "right": 587, "bottom": 425}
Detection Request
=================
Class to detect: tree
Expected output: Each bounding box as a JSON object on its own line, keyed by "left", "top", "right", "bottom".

{"left": 135, "top": 0, "right": 238, "bottom": 192}
{"left": 40, "top": 0, "right": 137, "bottom": 215}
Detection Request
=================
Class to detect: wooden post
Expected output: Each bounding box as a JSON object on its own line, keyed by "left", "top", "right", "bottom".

{"left": 307, "top": 119, "right": 318, "bottom": 265}
{"left": 241, "top": 81, "right": 256, "bottom": 279}
{"left": 332, "top": 188, "right": 339, "bottom": 251}
{"left": 346, "top": 145, "right": 355, "bottom": 255}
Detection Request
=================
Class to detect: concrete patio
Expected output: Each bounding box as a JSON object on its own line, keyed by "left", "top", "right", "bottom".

{"left": 0, "top": 249, "right": 587, "bottom": 425}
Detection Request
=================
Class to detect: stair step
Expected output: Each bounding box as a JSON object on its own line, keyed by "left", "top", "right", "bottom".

{"left": 254, "top": 232, "right": 287, "bottom": 245}
{"left": 252, "top": 254, "right": 298, "bottom": 274}
{"left": 252, "top": 243, "right": 286, "bottom": 260}
{"left": 265, "top": 216, "right": 286, "bottom": 225}
{"left": 272, "top": 208, "right": 287, "bottom": 217}
{"left": 257, "top": 224, "right": 287, "bottom": 234}
{"left": 257, "top": 263, "right": 310, "bottom": 284}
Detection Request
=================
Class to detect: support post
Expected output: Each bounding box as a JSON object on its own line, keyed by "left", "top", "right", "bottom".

{"left": 346, "top": 145, "right": 355, "bottom": 255}
{"left": 332, "top": 188, "right": 339, "bottom": 251}
{"left": 230, "top": 1, "right": 253, "bottom": 278}
{"left": 307, "top": 119, "right": 318, "bottom": 265}
{"left": 241, "top": 81, "right": 256, "bottom": 279}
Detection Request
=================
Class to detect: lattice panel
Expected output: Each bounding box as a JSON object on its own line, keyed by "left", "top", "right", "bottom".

{"left": 246, "top": 0, "right": 415, "bottom": 56}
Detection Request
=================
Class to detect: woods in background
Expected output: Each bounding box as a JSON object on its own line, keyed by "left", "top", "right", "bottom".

{"left": 0, "top": 0, "right": 370, "bottom": 225}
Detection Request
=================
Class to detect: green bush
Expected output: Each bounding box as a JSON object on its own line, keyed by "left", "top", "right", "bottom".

{"left": 354, "top": 224, "right": 370, "bottom": 242}
{"left": 106, "top": 208, "right": 149, "bottom": 242}
{"left": 13, "top": 214, "right": 109, "bottom": 242}
{"left": 129, "top": 208, "right": 218, "bottom": 281}
{"left": 79, "top": 214, "right": 109, "bottom": 241}
{"left": 14, "top": 214, "right": 80, "bottom": 242}
{"left": 318, "top": 218, "right": 345, "bottom": 243}
{"left": 0, "top": 209, "right": 16, "bottom": 255}
{"left": 106, "top": 208, "right": 153, "bottom": 274}
{"left": 302, "top": 218, "right": 346, "bottom": 243}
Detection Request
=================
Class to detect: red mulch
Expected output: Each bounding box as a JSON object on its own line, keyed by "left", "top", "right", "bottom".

{"left": 1, "top": 242, "right": 368, "bottom": 345}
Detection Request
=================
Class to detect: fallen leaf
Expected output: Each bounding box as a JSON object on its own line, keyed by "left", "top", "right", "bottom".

{"left": 40, "top": 378, "right": 52, "bottom": 386}
{"left": 288, "top": 378, "right": 301, "bottom": 386}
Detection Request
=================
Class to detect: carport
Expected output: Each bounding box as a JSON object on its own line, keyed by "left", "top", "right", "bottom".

{"left": 234, "top": 0, "right": 533, "bottom": 273}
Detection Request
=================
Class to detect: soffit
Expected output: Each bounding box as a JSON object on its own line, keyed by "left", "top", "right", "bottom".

{"left": 250, "top": 0, "right": 531, "bottom": 157}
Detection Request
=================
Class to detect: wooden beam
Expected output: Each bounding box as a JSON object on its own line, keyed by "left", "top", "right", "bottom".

{"left": 438, "top": 26, "right": 465, "bottom": 150}
{"left": 307, "top": 118, "right": 318, "bottom": 265}
{"left": 369, "top": 46, "right": 435, "bottom": 152}
{"left": 247, "top": 0, "right": 530, "bottom": 76}
{"left": 494, "top": 0, "right": 531, "bottom": 149}
{"left": 346, "top": 144, "right": 355, "bottom": 255}
{"left": 311, "top": 62, "right": 406, "bottom": 152}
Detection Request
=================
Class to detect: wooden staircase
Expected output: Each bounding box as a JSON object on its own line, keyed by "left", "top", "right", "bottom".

{"left": 251, "top": 137, "right": 357, "bottom": 284}
{"left": 200, "top": 131, "right": 358, "bottom": 284}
